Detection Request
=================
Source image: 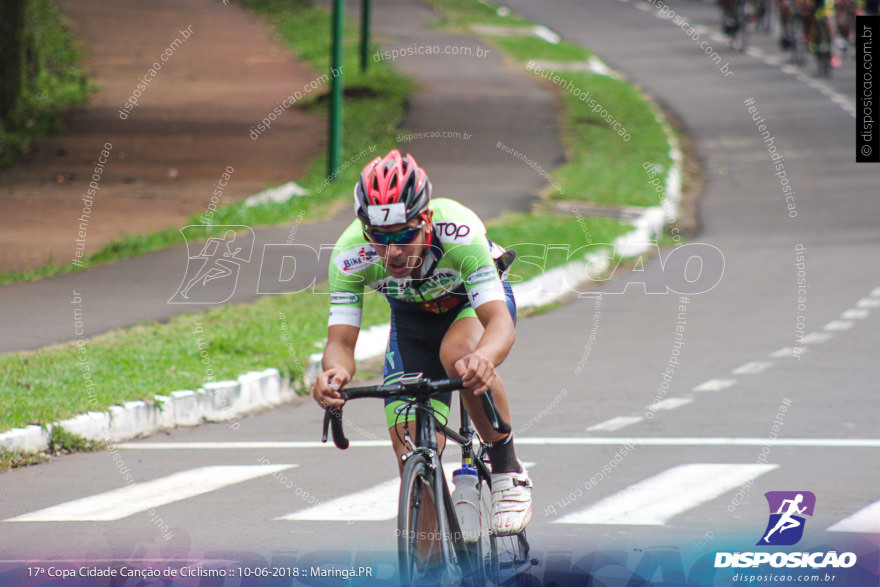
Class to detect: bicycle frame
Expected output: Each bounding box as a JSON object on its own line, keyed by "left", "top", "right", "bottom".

{"left": 322, "top": 373, "right": 529, "bottom": 582}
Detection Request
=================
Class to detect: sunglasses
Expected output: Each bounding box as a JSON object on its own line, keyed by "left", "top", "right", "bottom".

{"left": 364, "top": 222, "right": 425, "bottom": 246}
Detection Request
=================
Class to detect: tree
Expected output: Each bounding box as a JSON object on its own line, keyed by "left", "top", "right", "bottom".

{"left": 0, "top": 0, "right": 27, "bottom": 126}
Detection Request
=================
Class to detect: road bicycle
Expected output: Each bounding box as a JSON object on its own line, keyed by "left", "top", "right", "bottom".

{"left": 778, "top": 0, "right": 808, "bottom": 64}
{"left": 722, "top": 0, "right": 750, "bottom": 51}
{"left": 322, "top": 373, "right": 534, "bottom": 585}
{"left": 810, "top": 16, "right": 833, "bottom": 77}
{"left": 754, "top": 0, "right": 773, "bottom": 33}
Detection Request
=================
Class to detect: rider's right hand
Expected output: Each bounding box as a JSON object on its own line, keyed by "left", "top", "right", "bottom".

{"left": 312, "top": 366, "right": 351, "bottom": 410}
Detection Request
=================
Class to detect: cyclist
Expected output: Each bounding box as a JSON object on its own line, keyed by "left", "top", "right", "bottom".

{"left": 810, "top": 0, "right": 841, "bottom": 67}
{"left": 312, "top": 149, "right": 533, "bottom": 536}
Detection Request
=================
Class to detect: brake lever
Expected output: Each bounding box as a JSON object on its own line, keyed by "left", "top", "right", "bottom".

{"left": 479, "top": 388, "right": 511, "bottom": 435}
{"left": 322, "top": 409, "right": 331, "bottom": 443}
{"left": 323, "top": 406, "right": 350, "bottom": 450}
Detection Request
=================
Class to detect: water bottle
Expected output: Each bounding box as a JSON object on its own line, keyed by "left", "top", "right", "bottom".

{"left": 451, "top": 465, "right": 481, "bottom": 543}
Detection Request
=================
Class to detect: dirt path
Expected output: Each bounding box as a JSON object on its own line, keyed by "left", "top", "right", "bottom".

{"left": 0, "top": 0, "right": 324, "bottom": 273}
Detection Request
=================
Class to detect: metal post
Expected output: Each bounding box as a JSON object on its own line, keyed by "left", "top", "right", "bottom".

{"left": 360, "top": 0, "right": 371, "bottom": 71}
{"left": 328, "top": 0, "right": 344, "bottom": 180}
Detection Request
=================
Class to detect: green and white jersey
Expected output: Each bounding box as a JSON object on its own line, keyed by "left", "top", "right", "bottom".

{"left": 327, "top": 198, "right": 507, "bottom": 328}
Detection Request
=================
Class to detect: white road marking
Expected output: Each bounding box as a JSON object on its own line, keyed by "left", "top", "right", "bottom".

{"left": 5, "top": 465, "right": 296, "bottom": 522}
{"left": 648, "top": 397, "right": 693, "bottom": 412}
{"left": 800, "top": 332, "right": 834, "bottom": 344}
{"left": 116, "top": 440, "right": 392, "bottom": 450}
{"left": 871, "top": 286, "right": 880, "bottom": 297}
{"left": 554, "top": 463, "right": 777, "bottom": 525}
{"left": 732, "top": 361, "right": 774, "bottom": 375}
{"left": 693, "top": 379, "right": 737, "bottom": 392}
{"left": 533, "top": 26, "right": 561, "bottom": 44}
{"left": 857, "top": 297, "right": 880, "bottom": 309}
{"left": 280, "top": 461, "right": 535, "bottom": 522}
{"left": 114, "top": 438, "right": 880, "bottom": 449}
{"left": 770, "top": 347, "right": 808, "bottom": 358}
{"left": 823, "top": 320, "right": 854, "bottom": 332}
{"left": 842, "top": 308, "right": 870, "bottom": 319}
{"left": 826, "top": 500, "right": 880, "bottom": 534}
{"left": 520, "top": 438, "right": 880, "bottom": 448}
{"left": 280, "top": 477, "right": 401, "bottom": 521}
{"left": 587, "top": 416, "right": 644, "bottom": 432}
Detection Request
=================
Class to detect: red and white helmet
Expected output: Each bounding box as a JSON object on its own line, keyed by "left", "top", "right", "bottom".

{"left": 354, "top": 149, "right": 431, "bottom": 227}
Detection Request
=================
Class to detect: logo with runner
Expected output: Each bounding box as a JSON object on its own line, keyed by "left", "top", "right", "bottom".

{"left": 757, "top": 491, "right": 816, "bottom": 546}
{"left": 169, "top": 225, "right": 254, "bottom": 304}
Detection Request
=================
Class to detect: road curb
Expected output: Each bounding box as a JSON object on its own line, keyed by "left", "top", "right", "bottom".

{"left": 0, "top": 368, "right": 293, "bottom": 454}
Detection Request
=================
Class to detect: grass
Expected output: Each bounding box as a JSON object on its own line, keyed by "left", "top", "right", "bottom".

{"left": 0, "top": 0, "right": 92, "bottom": 168}
{"left": 423, "top": 0, "right": 675, "bottom": 208}
{"left": 488, "top": 37, "right": 593, "bottom": 63}
{"left": 1, "top": 1, "right": 680, "bottom": 451}
{"left": 0, "top": 282, "right": 387, "bottom": 432}
{"left": 487, "top": 214, "right": 629, "bottom": 284}
{"left": 549, "top": 70, "right": 673, "bottom": 206}
{"left": 0, "top": 0, "right": 414, "bottom": 285}
{"left": 425, "top": 0, "right": 532, "bottom": 28}
{"left": 0, "top": 448, "right": 50, "bottom": 472}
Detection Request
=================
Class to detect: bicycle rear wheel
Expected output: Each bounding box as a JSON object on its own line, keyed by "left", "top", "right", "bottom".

{"left": 398, "top": 454, "right": 462, "bottom": 585}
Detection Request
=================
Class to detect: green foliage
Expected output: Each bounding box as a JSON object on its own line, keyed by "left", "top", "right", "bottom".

{"left": 0, "top": 447, "right": 50, "bottom": 472}
{"left": 488, "top": 214, "right": 629, "bottom": 283}
{"left": 488, "top": 36, "right": 593, "bottom": 63}
{"left": 0, "top": 0, "right": 91, "bottom": 166}
{"left": 48, "top": 425, "right": 106, "bottom": 453}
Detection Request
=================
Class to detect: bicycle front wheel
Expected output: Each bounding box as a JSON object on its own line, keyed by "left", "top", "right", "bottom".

{"left": 476, "top": 474, "right": 532, "bottom": 585}
{"left": 398, "top": 455, "right": 461, "bottom": 585}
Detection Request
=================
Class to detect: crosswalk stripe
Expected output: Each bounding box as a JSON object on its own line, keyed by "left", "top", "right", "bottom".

{"left": 554, "top": 463, "right": 777, "bottom": 526}
{"left": 280, "top": 477, "right": 401, "bottom": 521}
{"left": 826, "top": 500, "right": 880, "bottom": 534}
{"left": 281, "top": 466, "right": 467, "bottom": 522}
{"left": 281, "top": 462, "right": 536, "bottom": 522}
{"left": 6, "top": 465, "right": 296, "bottom": 522}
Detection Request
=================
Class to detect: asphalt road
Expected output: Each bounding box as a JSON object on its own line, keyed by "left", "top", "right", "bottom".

{"left": 1, "top": 0, "right": 878, "bottom": 585}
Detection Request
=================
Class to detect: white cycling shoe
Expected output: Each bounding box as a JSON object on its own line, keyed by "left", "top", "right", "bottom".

{"left": 490, "top": 464, "right": 533, "bottom": 535}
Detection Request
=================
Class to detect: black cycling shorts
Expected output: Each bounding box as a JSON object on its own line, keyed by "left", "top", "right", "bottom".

{"left": 382, "top": 281, "right": 516, "bottom": 428}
